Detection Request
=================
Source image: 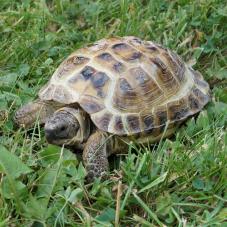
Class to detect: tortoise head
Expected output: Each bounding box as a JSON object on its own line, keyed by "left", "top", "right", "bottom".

{"left": 44, "top": 107, "right": 90, "bottom": 147}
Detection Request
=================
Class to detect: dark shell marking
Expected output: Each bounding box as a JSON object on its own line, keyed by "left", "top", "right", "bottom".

{"left": 94, "top": 112, "right": 113, "bottom": 131}
{"left": 130, "top": 67, "right": 150, "bottom": 85}
{"left": 151, "top": 57, "right": 171, "bottom": 81}
{"left": 188, "top": 94, "right": 201, "bottom": 110}
{"left": 192, "top": 88, "right": 209, "bottom": 103}
{"left": 57, "top": 56, "right": 89, "bottom": 78}
{"left": 168, "top": 99, "right": 190, "bottom": 121}
{"left": 113, "top": 62, "right": 125, "bottom": 73}
{"left": 156, "top": 110, "right": 167, "bottom": 126}
{"left": 146, "top": 45, "right": 158, "bottom": 52}
{"left": 191, "top": 70, "right": 209, "bottom": 89}
{"left": 97, "top": 52, "right": 114, "bottom": 61}
{"left": 95, "top": 52, "right": 126, "bottom": 74}
{"left": 91, "top": 72, "right": 109, "bottom": 88}
{"left": 71, "top": 56, "right": 90, "bottom": 65}
{"left": 127, "top": 115, "right": 140, "bottom": 133}
{"left": 119, "top": 78, "right": 132, "bottom": 91}
{"left": 141, "top": 114, "right": 154, "bottom": 133}
{"left": 114, "top": 116, "right": 125, "bottom": 134}
{"left": 81, "top": 66, "right": 96, "bottom": 80}
{"left": 162, "top": 51, "right": 185, "bottom": 83}
{"left": 150, "top": 57, "right": 178, "bottom": 91}
{"left": 112, "top": 43, "right": 130, "bottom": 50}
{"left": 131, "top": 37, "right": 142, "bottom": 44}
{"left": 97, "top": 89, "right": 105, "bottom": 98}
{"left": 80, "top": 96, "right": 104, "bottom": 114}
{"left": 124, "top": 52, "right": 142, "bottom": 61}
{"left": 112, "top": 42, "right": 142, "bottom": 62}
{"left": 194, "top": 77, "right": 209, "bottom": 88}
{"left": 128, "top": 68, "right": 165, "bottom": 103}
{"left": 119, "top": 78, "right": 136, "bottom": 97}
{"left": 172, "top": 107, "right": 189, "bottom": 121}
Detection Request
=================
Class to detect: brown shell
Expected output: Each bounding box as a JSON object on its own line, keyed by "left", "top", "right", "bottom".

{"left": 39, "top": 36, "right": 210, "bottom": 136}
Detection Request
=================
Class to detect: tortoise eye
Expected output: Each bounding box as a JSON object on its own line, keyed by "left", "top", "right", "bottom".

{"left": 60, "top": 125, "right": 66, "bottom": 132}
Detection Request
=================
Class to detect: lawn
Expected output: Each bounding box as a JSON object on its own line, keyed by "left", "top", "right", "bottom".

{"left": 0, "top": 0, "right": 226, "bottom": 226}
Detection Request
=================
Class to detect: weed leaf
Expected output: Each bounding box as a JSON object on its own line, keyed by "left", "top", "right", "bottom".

{"left": 0, "top": 145, "right": 32, "bottom": 178}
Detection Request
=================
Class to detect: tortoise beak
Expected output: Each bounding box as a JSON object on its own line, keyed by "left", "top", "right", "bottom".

{"left": 45, "top": 127, "right": 56, "bottom": 143}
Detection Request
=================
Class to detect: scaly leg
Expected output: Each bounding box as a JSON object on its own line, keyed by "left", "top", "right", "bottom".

{"left": 14, "top": 99, "right": 59, "bottom": 128}
{"left": 83, "top": 131, "right": 113, "bottom": 182}
{"left": 83, "top": 130, "right": 128, "bottom": 182}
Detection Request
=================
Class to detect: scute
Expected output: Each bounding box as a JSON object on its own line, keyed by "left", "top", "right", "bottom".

{"left": 126, "top": 115, "right": 141, "bottom": 134}
{"left": 81, "top": 66, "right": 96, "bottom": 80}
{"left": 167, "top": 97, "right": 190, "bottom": 121}
{"left": 113, "top": 115, "right": 125, "bottom": 134}
{"left": 92, "top": 111, "right": 113, "bottom": 132}
{"left": 79, "top": 95, "right": 105, "bottom": 114}
{"left": 141, "top": 114, "right": 154, "bottom": 133}
{"left": 38, "top": 36, "right": 210, "bottom": 137}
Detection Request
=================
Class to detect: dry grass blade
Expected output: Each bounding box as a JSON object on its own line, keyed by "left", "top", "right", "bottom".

{"left": 115, "top": 180, "right": 122, "bottom": 227}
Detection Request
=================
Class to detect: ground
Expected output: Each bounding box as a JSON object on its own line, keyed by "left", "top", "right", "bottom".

{"left": 0, "top": 0, "right": 227, "bottom": 226}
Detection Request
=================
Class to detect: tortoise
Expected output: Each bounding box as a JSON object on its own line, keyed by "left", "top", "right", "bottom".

{"left": 14, "top": 36, "right": 210, "bottom": 181}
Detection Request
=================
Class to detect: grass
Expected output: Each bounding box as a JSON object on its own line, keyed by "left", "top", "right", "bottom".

{"left": 0, "top": 0, "right": 226, "bottom": 226}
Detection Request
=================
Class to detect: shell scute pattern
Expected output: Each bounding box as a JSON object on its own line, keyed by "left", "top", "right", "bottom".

{"left": 87, "top": 39, "right": 108, "bottom": 53}
{"left": 150, "top": 57, "right": 180, "bottom": 93}
{"left": 126, "top": 67, "right": 164, "bottom": 106}
{"left": 92, "top": 111, "right": 113, "bottom": 132}
{"left": 188, "top": 94, "right": 201, "bottom": 110}
{"left": 167, "top": 97, "right": 190, "bottom": 121}
{"left": 112, "top": 62, "right": 126, "bottom": 73}
{"left": 95, "top": 52, "right": 126, "bottom": 74}
{"left": 191, "top": 69, "right": 210, "bottom": 89}
{"left": 112, "top": 42, "right": 142, "bottom": 62}
{"left": 97, "top": 52, "right": 113, "bottom": 61}
{"left": 39, "top": 36, "right": 210, "bottom": 136}
{"left": 119, "top": 78, "right": 135, "bottom": 95}
{"left": 79, "top": 95, "right": 105, "bottom": 114}
{"left": 81, "top": 66, "right": 96, "bottom": 80}
{"left": 126, "top": 115, "right": 141, "bottom": 134}
{"left": 162, "top": 51, "right": 186, "bottom": 83}
{"left": 56, "top": 55, "right": 90, "bottom": 79}
{"left": 192, "top": 87, "right": 209, "bottom": 104}
{"left": 91, "top": 72, "right": 109, "bottom": 88}
{"left": 130, "top": 67, "right": 150, "bottom": 85}
{"left": 141, "top": 114, "right": 155, "bottom": 133}
{"left": 114, "top": 115, "right": 125, "bottom": 134}
{"left": 155, "top": 109, "right": 168, "bottom": 128}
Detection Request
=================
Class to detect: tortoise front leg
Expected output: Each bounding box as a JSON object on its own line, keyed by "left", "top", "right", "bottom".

{"left": 83, "top": 131, "right": 111, "bottom": 182}
{"left": 14, "top": 99, "right": 57, "bottom": 128}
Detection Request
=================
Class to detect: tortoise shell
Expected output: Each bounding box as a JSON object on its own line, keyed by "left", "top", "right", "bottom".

{"left": 39, "top": 36, "right": 210, "bottom": 136}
